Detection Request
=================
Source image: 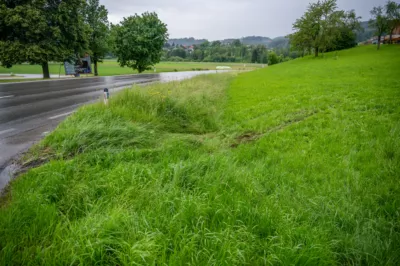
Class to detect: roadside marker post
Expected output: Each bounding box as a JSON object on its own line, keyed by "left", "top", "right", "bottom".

{"left": 104, "top": 88, "right": 109, "bottom": 105}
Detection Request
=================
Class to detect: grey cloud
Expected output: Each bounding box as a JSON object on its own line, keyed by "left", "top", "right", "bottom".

{"left": 101, "top": 0, "right": 388, "bottom": 40}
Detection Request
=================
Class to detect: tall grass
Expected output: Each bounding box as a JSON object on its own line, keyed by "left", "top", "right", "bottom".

{"left": 1, "top": 45, "right": 399, "bottom": 265}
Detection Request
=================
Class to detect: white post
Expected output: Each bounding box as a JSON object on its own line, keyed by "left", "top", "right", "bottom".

{"left": 103, "top": 88, "right": 109, "bottom": 105}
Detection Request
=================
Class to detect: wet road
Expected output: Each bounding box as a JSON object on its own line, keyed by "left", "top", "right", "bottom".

{"left": 0, "top": 71, "right": 217, "bottom": 190}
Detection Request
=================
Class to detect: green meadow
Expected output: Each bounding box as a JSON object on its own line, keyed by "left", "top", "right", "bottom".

{"left": 0, "top": 61, "right": 262, "bottom": 77}
{"left": 0, "top": 45, "right": 399, "bottom": 265}
{"left": 0, "top": 78, "right": 42, "bottom": 83}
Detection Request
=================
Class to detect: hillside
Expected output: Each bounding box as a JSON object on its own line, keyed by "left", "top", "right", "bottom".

{"left": 168, "top": 37, "right": 208, "bottom": 46}
{"left": 168, "top": 36, "right": 289, "bottom": 48}
{"left": 169, "top": 22, "right": 374, "bottom": 48}
{"left": 1, "top": 45, "right": 399, "bottom": 264}
{"left": 240, "top": 36, "right": 272, "bottom": 45}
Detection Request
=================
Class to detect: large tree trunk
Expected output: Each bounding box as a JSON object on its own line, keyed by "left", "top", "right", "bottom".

{"left": 389, "top": 33, "right": 393, "bottom": 44}
{"left": 138, "top": 65, "right": 145, "bottom": 73}
{"left": 94, "top": 60, "right": 98, "bottom": 76}
{"left": 377, "top": 35, "right": 381, "bottom": 50}
{"left": 42, "top": 62, "right": 50, "bottom": 79}
{"left": 314, "top": 47, "right": 319, "bottom": 57}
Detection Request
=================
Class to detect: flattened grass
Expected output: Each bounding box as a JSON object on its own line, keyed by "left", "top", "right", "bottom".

{"left": 0, "top": 45, "right": 399, "bottom": 265}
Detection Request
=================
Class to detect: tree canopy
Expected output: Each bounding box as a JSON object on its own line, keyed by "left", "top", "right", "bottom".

{"left": 289, "top": 0, "right": 361, "bottom": 56}
{"left": 385, "top": 1, "right": 400, "bottom": 44}
{"left": 369, "top": 6, "right": 389, "bottom": 50}
{"left": 84, "top": 0, "right": 110, "bottom": 76}
{"left": 114, "top": 12, "right": 168, "bottom": 73}
{"left": 0, "top": 0, "right": 89, "bottom": 78}
{"left": 160, "top": 40, "right": 296, "bottom": 65}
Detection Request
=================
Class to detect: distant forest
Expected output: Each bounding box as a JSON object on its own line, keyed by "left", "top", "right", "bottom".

{"left": 163, "top": 21, "right": 376, "bottom": 65}
{"left": 168, "top": 21, "right": 375, "bottom": 48}
{"left": 168, "top": 36, "right": 287, "bottom": 49}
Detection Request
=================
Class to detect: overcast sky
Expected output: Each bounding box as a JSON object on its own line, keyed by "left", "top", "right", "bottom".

{"left": 101, "top": 0, "right": 386, "bottom": 40}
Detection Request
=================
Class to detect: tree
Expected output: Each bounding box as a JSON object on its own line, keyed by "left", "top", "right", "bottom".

{"left": 169, "top": 48, "right": 186, "bottom": 59}
{"left": 108, "top": 23, "right": 118, "bottom": 53}
{"left": 0, "top": 0, "right": 88, "bottom": 79}
{"left": 211, "top": 41, "right": 222, "bottom": 47}
{"left": 268, "top": 51, "right": 279, "bottom": 65}
{"left": 288, "top": 31, "right": 312, "bottom": 57}
{"left": 290, "top": 0, "right": 344, "bottom": 57}
{"left": 369, "top": 6, "right": 388, "bottom": 50}
{"left": 114, "top": 12, "right": 168, "bottom": 73}
{"left": 84, "top": 0, "right": 109, "bottom": 76}
{"left": 385, "top": 1, "right": 400, "bottom": 44}
{"left": 232, "top": 39, "right": 242, "bottom": 47}
{"left": 251, "top": 45, "right": 267, "bottom": 63}
{"left": 327, "top": 10, "right": 361, "bottom": 51}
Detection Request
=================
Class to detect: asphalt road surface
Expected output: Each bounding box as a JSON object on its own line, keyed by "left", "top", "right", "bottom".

{"left": 0, "top": 71, "right": 218, "bottom": 190}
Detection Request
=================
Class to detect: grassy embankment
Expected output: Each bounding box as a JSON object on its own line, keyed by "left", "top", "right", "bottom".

{"left": 0, "top": 61, "right": 262, "bottom": 77}
{"left": 0, "top": 45, "right": 399, "bottom": 264}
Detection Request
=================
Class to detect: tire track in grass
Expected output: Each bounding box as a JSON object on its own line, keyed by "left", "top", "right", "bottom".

{"left": 231, "top": 110, "right": 319, "bottom": 148}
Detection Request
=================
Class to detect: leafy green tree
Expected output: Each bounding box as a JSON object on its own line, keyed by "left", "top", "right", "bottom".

{"left": 114, "top": 12, "right": 168, "bottom": 73}
{"left": 169, "top": 48, "right": 187, "bottom": 59}
{"left": 84, "top": 0, "right": 109, "bottom": 76}
{"left": 0, "top": 0, "right": 89, "bottom": 78}
{"left": 251, "top": 45, "right": 267, "bottom": 63}
{"left": 261, "top": 54, "right": 268, "bottom": 64}
{"left": 108, "top": 23, "right": 118, "bottom": 53}
{"left": 192, "top": 47, "right": 204, "bottom": 61}
{"left": 232, "top": 39, "right": 242, "bottom": 47}
{"left": 211, "top": 41, "right": 222, "bottom": 47}
{"left": 288, "top": 31, "right": 311, "bottom": 57}
{"left": 385, "top": 1, "right": 400, "bottom": 44}
{"left": 369, "top": 6, "right": 388, "bottom": 50}
{"left": 290, "top": 0, "right": 344, "bottom": 57}
{"left": 330, "top": 28, "right": 357, "bottom": 51}
{"left": 251, "top": 48, "right": 258, "bottom": 63}
{"left": 327, "top": 10, "right": 361, "bottom": 51}
{"left": 268, "top": 51, "right": 279, "bottom": 65}
{"left": 161, "top": 37, "right": 296, "bottom": 65}
{"left": 240, "top": 46, "right": 248, "bottom": 62}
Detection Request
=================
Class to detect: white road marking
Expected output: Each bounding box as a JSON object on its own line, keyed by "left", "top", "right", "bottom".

{"left": 42, "top": 131, "right": 50, "bottom": 136}
{"left": 0, "top": 95, "right": 14, "bottom": 99}
{"left": 48, "top": 111, "right": 74, "bottom": 120}
{"left": 0, "top": 128, "right": 16, "bottom": 135}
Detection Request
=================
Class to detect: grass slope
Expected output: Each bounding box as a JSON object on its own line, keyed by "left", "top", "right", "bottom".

{"left": 1, "top": 45, "right": 399, "bottom": 265}
{"left": 0, "top": 61, "right": 262, "bottom": 76}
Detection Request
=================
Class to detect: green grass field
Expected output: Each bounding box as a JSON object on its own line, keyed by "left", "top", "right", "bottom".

{"left": 1, "top": 45, "right": 399, "bottom": 264}
{"left": 0, "top": 78, "right": 42, "bottom": 83}
{"left": 0, "top": 60, "right": 262, "bottom": 77}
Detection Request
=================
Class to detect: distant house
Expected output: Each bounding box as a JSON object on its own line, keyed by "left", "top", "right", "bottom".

{"left": 383, "top": 26, "right": 400, "bottom": 44}
{"left": 364, "top": 26, "right": 400, "bottom": 45}
{"left": 393, "top": 26, "right": 400, "bottom": 35}
{"left": 182, "top": 45, "right": 194, "bottom": 53}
